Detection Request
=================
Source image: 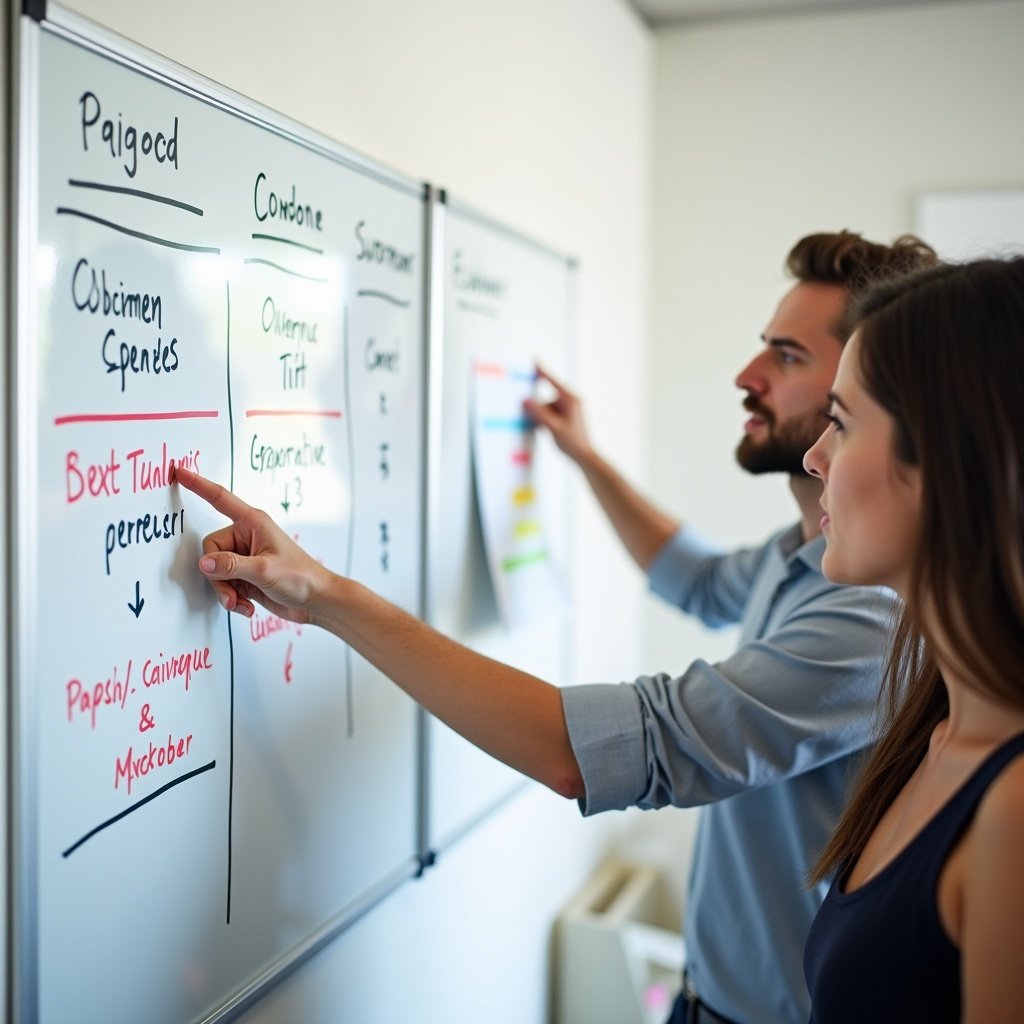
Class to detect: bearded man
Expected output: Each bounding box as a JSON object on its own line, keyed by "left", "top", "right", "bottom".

{"left": 525, "top": 231, "right": 938, "bottom": 1024}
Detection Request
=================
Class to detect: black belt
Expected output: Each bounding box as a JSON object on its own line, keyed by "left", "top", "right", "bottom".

{"left": 683, "top": 976, "right": 743, "bottom": 1024}
{"left": 689, "top": 1000, "right": 740, "bottom": 1024}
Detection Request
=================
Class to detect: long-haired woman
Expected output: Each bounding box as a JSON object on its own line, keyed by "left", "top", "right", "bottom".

{"left": 803, "top": 256, "right": 1024, "bottom": 1023}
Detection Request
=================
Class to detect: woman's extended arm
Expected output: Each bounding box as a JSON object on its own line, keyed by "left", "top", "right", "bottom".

{"left": 174, "top": 466, "right": 584, "bottom": 799}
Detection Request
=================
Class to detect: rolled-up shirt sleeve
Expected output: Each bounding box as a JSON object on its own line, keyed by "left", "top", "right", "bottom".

{"left": 562, "top": 579, "right": 894, "bottom": 815}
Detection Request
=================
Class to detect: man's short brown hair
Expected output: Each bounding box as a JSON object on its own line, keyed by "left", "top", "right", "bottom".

{"left": 786, "top": 230, "right": 940, "bottom": 340}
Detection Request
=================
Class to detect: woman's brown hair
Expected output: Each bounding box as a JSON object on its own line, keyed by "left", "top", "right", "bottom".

{"left": 811, "top": 256, "right": 1024, "bottom": 884}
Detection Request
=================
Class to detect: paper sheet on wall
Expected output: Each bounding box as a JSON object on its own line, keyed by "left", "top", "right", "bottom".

{"left": 471, "top": 360, "right": 565, "bottom": 630}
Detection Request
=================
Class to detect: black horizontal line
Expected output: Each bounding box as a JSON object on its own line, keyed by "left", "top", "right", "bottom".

{"left": 62, "top": 760, "right": 217, "bottom": 857}
{"left": 243, "top": 257, "right": 327, "bottom": 283}
{"left": 56, "top": 208, "right": 220, "bottom": 254}
{"left": 356, "top": 289, "right": 410, "bottom": 308}
{"left": 251, "top": 232, "right": 323, "bottom": 254}
{"left": 68, "top": 179, "right": 203, "bottom": 216}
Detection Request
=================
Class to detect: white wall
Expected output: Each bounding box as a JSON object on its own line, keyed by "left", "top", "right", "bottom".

{"left": 8, "top": 1, "right": 661, "bottom": 1022}
{"left": 646, "top": 0, "right": 1024, "bottom": 675}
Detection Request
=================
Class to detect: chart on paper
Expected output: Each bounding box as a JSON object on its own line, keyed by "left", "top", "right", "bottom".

{"left": 471, "top": 359, "right": 564, "bottom": 631}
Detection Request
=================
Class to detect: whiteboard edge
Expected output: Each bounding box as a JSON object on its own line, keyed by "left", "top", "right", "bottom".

{"left": 10, "top": 11, "right": 42, "bottom": 1023}
{"left": 416, "top": 187, "right": 447, "bottom": 871}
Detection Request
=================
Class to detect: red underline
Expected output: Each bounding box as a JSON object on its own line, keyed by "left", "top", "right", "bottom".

{"left": 54, "top": 410, "right": 220, "bottom": 426}
{"left": 245, "top": 409, "right": 343, "bottom": 418}
{"left": 474, "top": 362, "right": 505, "bottom": 376}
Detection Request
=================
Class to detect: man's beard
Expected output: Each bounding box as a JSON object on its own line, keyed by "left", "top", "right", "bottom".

{"left": 735, "top": 401, "right": 825, "bottom": 476}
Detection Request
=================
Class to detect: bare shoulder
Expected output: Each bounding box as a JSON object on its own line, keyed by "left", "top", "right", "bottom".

{"left": 972, "top": 753, "right": 1024, "bottom": 851}
{"left": 960, "top": 752, "right": 1024, "bottom": 1022}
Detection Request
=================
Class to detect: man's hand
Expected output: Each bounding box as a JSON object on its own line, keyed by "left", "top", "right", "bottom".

{"left": 524, "top": 365, "right": 594, "bottom": 465}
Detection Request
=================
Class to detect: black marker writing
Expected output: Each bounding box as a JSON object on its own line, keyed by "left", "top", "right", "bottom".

{"left": 253, "top": 172, "right": 323, "bottom": 231}
{"left": 79, "top": 91, "right": 179, "bottom": 179}
{"left": 355, "top": 220, "right": 414, "bottom": 273}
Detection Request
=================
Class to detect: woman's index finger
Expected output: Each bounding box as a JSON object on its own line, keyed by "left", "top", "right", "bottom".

{"left": 174, "top": 466, "right": 252, "bottom": 521}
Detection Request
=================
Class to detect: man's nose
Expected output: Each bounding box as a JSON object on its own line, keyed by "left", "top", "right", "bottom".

{"left": 735, "top": 352, "right": 769, "bottom": 395}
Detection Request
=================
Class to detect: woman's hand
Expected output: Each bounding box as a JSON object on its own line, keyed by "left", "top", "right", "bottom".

{"left": 174, "top": 465, "right": 334, "bottom": 624}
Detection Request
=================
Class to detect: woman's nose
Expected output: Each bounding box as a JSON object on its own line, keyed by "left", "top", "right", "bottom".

{"left": 803, "top": 429, "right": 829, "bottom": 479}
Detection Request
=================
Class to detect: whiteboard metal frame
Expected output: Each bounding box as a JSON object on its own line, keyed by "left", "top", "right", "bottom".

{"left": 422, "top": 192, "right": 446, "bottom": 634}
{"left": 9, "top": 5, "right": 432, "bottom": 1022}
{"left": 10, "top": 12, "right": 43, "bottom": 1020}
{"left": 416, "top": 184, "right": 448, "bottom": 874}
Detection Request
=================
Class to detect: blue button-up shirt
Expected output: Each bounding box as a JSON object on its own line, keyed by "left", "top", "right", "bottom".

{"left": 561, "top": 523, "right": 896, "bottom": 1024}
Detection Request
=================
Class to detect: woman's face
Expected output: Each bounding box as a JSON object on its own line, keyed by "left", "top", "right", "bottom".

{"left": 803, "top": 333, "right": 922, "bottom": 596}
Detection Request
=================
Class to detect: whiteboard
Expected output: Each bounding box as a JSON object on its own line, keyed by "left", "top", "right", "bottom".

{"left": 914, "top": 188, "right": 1024, "bottom": 260}
{"left": 12, "top": 12, "right": 426, "bottom": 1024}
{"left": 425, "top": 196, "right": 575, "bottom": 851}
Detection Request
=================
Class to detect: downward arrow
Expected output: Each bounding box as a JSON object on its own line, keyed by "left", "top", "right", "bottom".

{"left": 128, "top": 580, "right": 145, "bottom": 618}
{"left": 281, "top": 482, "right": 291, "bottom": 513}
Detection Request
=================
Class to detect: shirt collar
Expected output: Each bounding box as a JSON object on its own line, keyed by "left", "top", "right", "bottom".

{"left": 776, "top": 521, "right": 826, "bottom": 575}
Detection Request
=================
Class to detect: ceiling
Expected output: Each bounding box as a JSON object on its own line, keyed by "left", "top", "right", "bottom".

{"left": 628, "top": 0, "right": 996, "bottom": 28}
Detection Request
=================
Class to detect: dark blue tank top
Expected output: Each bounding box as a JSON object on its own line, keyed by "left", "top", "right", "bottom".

{"left": 804, "top": 731, "right": 1024, "bottom": 1023}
